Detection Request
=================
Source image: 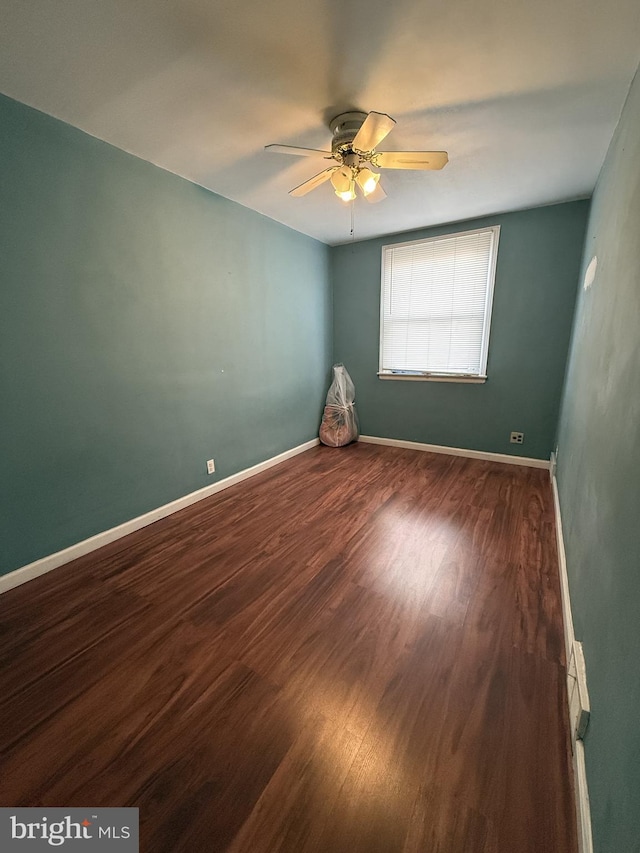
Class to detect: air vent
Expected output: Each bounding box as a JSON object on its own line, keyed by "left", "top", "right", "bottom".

{"left": 568, "top": 640, "right": 590, "bottom": 747}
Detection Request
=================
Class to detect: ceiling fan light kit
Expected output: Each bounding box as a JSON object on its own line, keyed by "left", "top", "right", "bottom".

{"left": 356, "top": 167, "right": 380, "bottom": 195}
{"left": 337, "top": 183, "right": 357, "bottom": 202}
{"left": 330, "top": 166, "right": 352, "bottom": 194}
{"left": 266, "top": 110, "right": 448, "bottom": 205}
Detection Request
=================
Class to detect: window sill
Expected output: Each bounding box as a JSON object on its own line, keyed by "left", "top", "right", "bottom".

{"left": 377, "top": 372, "right": 487, "bottom": 384}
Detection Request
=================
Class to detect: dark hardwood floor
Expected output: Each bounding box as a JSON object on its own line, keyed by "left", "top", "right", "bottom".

{"left": 0, "top": 443, "right": 577, "bottom": 852}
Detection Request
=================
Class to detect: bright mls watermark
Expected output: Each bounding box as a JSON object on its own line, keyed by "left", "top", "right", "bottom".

{"left": 0, "top": 809, "right": 138, "bottom": 851}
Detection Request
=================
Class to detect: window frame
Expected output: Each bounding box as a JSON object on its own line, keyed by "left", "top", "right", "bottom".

{"left": 378, "top": 225, "right": 500, "bottom": 383}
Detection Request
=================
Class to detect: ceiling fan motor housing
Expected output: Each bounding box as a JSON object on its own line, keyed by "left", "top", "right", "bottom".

{"left": 329, "top": 111, "right": 368, "bottom": 153}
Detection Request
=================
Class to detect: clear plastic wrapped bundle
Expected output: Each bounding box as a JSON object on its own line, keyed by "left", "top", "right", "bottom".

{"left": 319, "top": 364, "right": 359, "bottom": 447}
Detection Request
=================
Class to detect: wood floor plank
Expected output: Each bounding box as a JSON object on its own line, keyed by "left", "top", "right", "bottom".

{"left": 0, "top": 585, "right": 149, "bottom": 701}
{"left": 0, "top": 444, "right": 576, "bottom": 852}
{"left": 225, "top": 712, "right": 364, "bottom": 853}
{"left": 402, "top": 783, "right": 490, "bottom": 853}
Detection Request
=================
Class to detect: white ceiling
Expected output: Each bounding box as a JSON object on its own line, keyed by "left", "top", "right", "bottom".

{"left": 1, "top": 0, "right": 640, "bottom": 245}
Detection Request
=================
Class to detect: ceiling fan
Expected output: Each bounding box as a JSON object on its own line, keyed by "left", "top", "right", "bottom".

{"left": 265, "top": 110, "right": 448, "bottom": 203}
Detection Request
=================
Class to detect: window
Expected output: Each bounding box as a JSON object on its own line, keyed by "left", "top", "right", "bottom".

{"left": 379, "top": 226, "right": 500, "bottom": 382}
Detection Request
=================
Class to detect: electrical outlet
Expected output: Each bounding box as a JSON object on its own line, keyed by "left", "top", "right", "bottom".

{"left": 510, "top": 431, "right": 524, "bottom": 444}
{"left": 206, "top": 459, "right": 215, "bottom": 474}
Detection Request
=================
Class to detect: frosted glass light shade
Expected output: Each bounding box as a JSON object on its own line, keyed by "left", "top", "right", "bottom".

{"left": 356, "top": 167, "right": 380, "bottom": 195}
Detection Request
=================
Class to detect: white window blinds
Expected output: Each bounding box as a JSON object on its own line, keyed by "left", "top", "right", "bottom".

{"left": 379, "top": 226, "right": 500, "bottom": 378}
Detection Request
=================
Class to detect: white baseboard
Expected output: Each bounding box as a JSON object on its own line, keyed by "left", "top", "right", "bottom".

{"left": 359, "top": 435, "right": 551, "bottom": 469}
{"left": 551, "top": 476, "right": 575, "bottom": 664}
{"left": 573, "top": 741, "right": 593, "bottom": 853}
{"left": 552, "top": 474, "right": 593, "bottom": 853}
{"left": 0, "top": 438, "right": 319, "bottom": 595}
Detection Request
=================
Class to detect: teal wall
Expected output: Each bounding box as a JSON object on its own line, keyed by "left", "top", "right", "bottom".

{"left": 331, "top": 202, "right": 589, "bottom": 460}
{"left": 0, "top": 93, "right": 331, "bottom": 577}
{"left": 556, "top": 68, "right": 640, "bottom": 853}
{"left": 2, "top": 70, "right": 638, "bottom": 849}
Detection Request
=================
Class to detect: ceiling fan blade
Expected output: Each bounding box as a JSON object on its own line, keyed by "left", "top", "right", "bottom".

{"left": 352, "top": 112, "right": 396, "bottom": 152}
{"left": 364, "top": 182, "right": 387, "bottom": 204}
{"left": 289, "top": 167, "right": 338, "bottom": 197}
{"left": 265, "top": 144, "right": 332, "bottom": 158}
{"left": 374, "top": 151, "right": 449, "bottom": 170}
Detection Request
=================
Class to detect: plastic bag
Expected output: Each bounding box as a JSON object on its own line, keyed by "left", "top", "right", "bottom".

{"left": 319, "top": 364, "right": 359, "bottom": 447}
